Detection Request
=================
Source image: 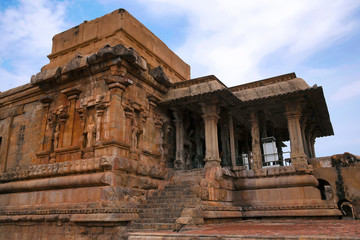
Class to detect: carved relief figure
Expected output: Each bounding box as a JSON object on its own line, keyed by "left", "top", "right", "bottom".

{"left": 131, "top": 120, "right": 139, "bottom": 149}
{"left": 54, "top": 123, "right": 60, "bottom": 149}
{"left": 85, "top": 116, "right": 96, "bottom": 148}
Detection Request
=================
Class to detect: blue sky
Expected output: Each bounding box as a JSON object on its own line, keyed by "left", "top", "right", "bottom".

{"left": 0, "top": 0, "right": 359, "bottom": 156}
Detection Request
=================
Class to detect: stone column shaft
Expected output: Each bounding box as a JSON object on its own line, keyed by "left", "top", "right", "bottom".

{"left": 250, "top": 111, "right": 262, "bottom": 169}
{"left": 201, "top": 103, "right": 221, "bottom": 168}
{"left": 301, "top": 122, "right": 310, "bottom": 158}
{"left": 229, "top": 115, "right": 236, "bottom": 167}
{"left": 173, "top": 110, "right": 185, "bottom": 170}
{"left": 62, "top": 96, "right": 77, "bottom": 146}
{"left": 285, "top": 102, "right": 308, "bottom": 166}
{"left": 61, "top": 89, "right": 81, "bottom": 147}
{"left": 107, "top": 83, "right": 125, "bottom": 142}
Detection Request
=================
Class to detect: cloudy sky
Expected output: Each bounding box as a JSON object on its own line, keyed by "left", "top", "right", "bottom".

{"left": 0, "top": 0, "right": 359, "bottom": 156}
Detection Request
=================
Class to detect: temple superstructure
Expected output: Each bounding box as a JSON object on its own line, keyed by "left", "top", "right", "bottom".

{"left": 1, "top": 8, "right": 356, "bottom": 239}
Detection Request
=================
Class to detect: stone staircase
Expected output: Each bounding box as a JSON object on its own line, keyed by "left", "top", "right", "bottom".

{"left": 129, "top": 169, "right": 204, "bottom": 231}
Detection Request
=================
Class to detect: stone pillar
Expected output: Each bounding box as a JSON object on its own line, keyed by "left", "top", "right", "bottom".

{"left": 310, "top": 135, "right": 316, "bottom": 158}
{"left": 0, "top": 116, "right": 14, "bottom": 173}
{"left": 301, "top": 121, "right": 310, "bottom": 158}
{"left": 220, "top": 115, "right": 231, "bottom": 167}
{"left": 194, "top": 117, "right": 204, "bottom": 168}
{"left": 250, "top": 111, "right": 262, "bottom": 169}
{"left": 124, "top": 106, "right": 134, "bottom": 147}
{"left": 172, "top": 109, "right": 185, "bottom": 170}
{"left": 275, "top": 130, "right": 284, "bottom": 165}
{"left": 39, "top": 96, "right": 53, "bottom": 152}
{"left": 57, "top": 109, "right": 68, "bottom": 148}
{"left": 285, "top": 102, "right": 308, "bottom": 166}
{"left": 305, "top": 125, "right": 315, "bottom": 159}
{"left": 201, "top": 103, "right": 221, "bottom": 168}
{"left": 229, "top": 115, "right": 236, "bottom": 168}
{"left": 62, "top": 89, "right": 81, "bottom": 147}
{"left": 107, "top": 83, "right": 126, "bottom": 142}
{"left": 95, "top": 103, "right": 106, "bottom": 143}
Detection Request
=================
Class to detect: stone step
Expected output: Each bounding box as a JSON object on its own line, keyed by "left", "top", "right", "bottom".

{"left": 146, "top": 198, "right": 200, "bottom": 204}
{"left": 140, "top": 203, "right": 195, "bottom": 210}
{"left": 130, "top": 222, "right": 175, "bottom": 231}
{"left": 139, "top": 212, "right": 182, "bottom": 219}
{"left": 135, "top": 218, "right": 177, "bottom": 223}
{"left": 152, "top": 191, "right": 197, "bottom": 198}
{"left": 139, "top": 208, "right": 183, "bottom": 215}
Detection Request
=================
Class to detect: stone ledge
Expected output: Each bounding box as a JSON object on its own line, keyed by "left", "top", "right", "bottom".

{"left": 234, "top": 174, "right": 318, "bottom": 190}
{"left": 0, "top": 207, "right": 139, "bottom": 216}
{"left": 0, "top": 157, "right": 112, "bottom": 183}
{"left": 0, "top": 212, "right": 138, "bottom": 223}
{"left": 0, "top": 172, "right": 113, "bottom": 193}
{"left": 234, "top": 165, "right": 314, "bottom": 179}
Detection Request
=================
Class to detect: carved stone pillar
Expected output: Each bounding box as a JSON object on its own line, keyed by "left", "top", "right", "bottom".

{"left": 155, "top": 115, "right": 164, "bottom": 160}
{"left": 124, "top": 106, "right": 134, "bottom": 147}
{"left": 220, "top": 114, "right": 231, "bottom": 167}
{"left": 285, "top": 102, "right": 308, "bottom": 166}
{"left": 193, "top": 117, "right": 204, "bottom": 168}
{"left": 0, "top": 116, "right": 14, "bottom": 173}
{"left": 310, "top": 135, "right": 316, "bottom": 158}
{"left": 301, "top": 121, "right": 310, "bottom": 158}
{"left": 107, "top": 83, "right": 126, "bottom": 142}
{"left": 229, "top": 115, "right": 236, "bottom": 168}
{"left": 62, "top": 89, "right": 81, "bottom": 147}
{"left": 250, "top": 111, "right": 262, "bottom": 169}
{"left": 39, "top": 96, "right": 53, "bottom": 154}
{"left": 57, "top": 109, "right": 68, "bottom": 148}
{"left": 172, "top": 109, "right": 185, "bottom": 170}
{"left": 201, "top": 103, "right": 221, "bottom": 168}
{"left": 95, "top": 101, "right": 106, "bottom": 143}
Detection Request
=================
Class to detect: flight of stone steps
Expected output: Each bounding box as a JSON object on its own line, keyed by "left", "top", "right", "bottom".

{"left": 129, "top": 169, "right": 204, "bottom": 231}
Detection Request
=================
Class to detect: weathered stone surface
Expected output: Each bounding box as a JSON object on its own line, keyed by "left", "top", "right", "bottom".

{"left": 0, "top": 7, "right": 349, "bottom": 238}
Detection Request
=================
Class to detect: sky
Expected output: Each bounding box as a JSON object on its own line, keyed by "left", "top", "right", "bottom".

{"left": 0, "top": 0, "right": 359, "bottom": 156}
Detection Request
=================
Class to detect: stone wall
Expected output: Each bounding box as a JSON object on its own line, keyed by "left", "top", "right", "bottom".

{"left": 311, "top": 152, "right": 360, "bottom": 218}
{"left": 0, "top": 43, "right": 174, "bottom": 231}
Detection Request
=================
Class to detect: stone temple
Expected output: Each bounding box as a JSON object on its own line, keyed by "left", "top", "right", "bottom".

{"left": 0, "top": 9, "right": 359, "bottom": 239}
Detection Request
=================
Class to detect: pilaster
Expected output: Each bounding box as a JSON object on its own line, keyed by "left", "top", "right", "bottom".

{"left": 61, "top": 89, "right": 81, "bottom": 147}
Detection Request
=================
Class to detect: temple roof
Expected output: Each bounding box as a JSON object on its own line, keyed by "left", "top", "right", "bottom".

{"left": 231, "top": 78, "right": 310, "bottom": 101}
{"left": 160, "top": 72, "right": 333, "bottom": 138}
{"left": 160, "top": 75, "right": 242, "bottom": 106}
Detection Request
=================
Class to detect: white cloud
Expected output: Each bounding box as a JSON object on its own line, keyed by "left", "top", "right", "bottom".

{"left": 134, "top": 0, "right": 360, "bottom": 86}
{"left": 332, "top": 80, "right": 360, "bottom": 101}
{"left": 0, "top": 0, "right": 68, "bottom": 92}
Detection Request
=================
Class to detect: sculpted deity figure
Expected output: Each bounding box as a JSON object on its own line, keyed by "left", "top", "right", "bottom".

{"left": 54, "top": 123, "right": 60, "bottom": 149}
{"left": 131, "top": 119, "right": 139, "bottom": 149}
{"left": 85, "top": 116, "right": 96, "bottom": 148}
